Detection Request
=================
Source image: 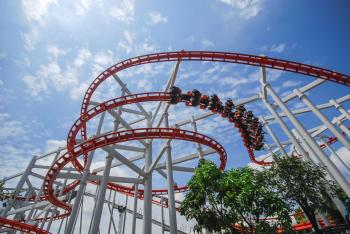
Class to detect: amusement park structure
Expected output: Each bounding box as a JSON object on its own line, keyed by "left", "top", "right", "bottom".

{"left": 0, "top": 51, "right": 350, "bottom": 233}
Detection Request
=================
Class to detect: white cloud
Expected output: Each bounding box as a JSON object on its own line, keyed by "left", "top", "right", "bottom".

{"left": 136, "top": 79, "right": 152, "bottom": 92}
{"left": 109, "top": 0, "right": 135, "bottom": 24}
{"left": 118, "top": 31, "right": 135, "bottom": 54}
{"left": 47, "top": 45, "right": 67, "bottom": 58}
{"left": 74, "top": 0, "right": 92, "bottom": 16}
{"left": 202, "top": 39, "right": 214, "bottom": 48}
{"left": 124, "top": 30, "right": 134, "bottom": 46}
{"left": 22, "top": 0, "right": 58, "bottom": 24}
{"left": 0, "top": 113, "right": 26, "bottom": 140}
{"left": 218, "top": 0, "right": 262, "bottom": 19}
{"left": 23, "top": 59, "right": 81, "bottom": 96}
{"left": 74, "top": 48, "right": 92, "bottom": 67}
{"left": 45, "top": 139, "right": 66, "bottom": 153}
{"left": 23, "top": 75, "right": 49, "bottom": 96}
{"left": 22, "top": 27, "right": 40, "bottom": 51}
{"left": 261, "top": 43, "right": 286, "bottom": 54}
{"left": 270, "top": 43, "right": 286, "bottom": 53}
{"left": 94, "top": 50, "right": 114, "bottom": 66}
{"left": 141, "top": 42, "right": 156, "bottom": 53}
{"left": 148, "top": 12, "right": 168, "bottom": 25}
{"left": 70, "top": 82, "right": 89, "bottom": 100}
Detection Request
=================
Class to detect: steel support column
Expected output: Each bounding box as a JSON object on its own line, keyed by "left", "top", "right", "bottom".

{"left": 2, "top": 156, "right": 36, "bottom": 216}
{"left": 131, "top": 184, "right": 138, "bottom": 234}
{"left": 266, "top": 84, "right": 350, "bottom": 197}
{"left": 143, "top": 114, "right": 153, "bottom": 234}
{"left": 262, "top": 99, "right": 311, "bottom": 161}
{"left": 330, "top": 99, "right": 350, "bottom": 121}
{"left": 90, "top": 153, "right": 113, "bottom": 234}
{"left": 164, "top": 111, "right": 177, "bottom": 234}
{"left": 292, "top": 130, "right": 346, "bottom": 218}
{"left": 261, "top": 117, "right": 288, "bottom": 157}
{"left": 320, "top": 136, "right": 350, "bottom": 172}
{"left": 191, "top": 116, "right": 204, "bottom": 159}
{"left": 295, "top": 89, "right": 350, "bottom": 151}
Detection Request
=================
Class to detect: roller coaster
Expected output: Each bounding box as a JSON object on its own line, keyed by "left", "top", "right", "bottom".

{"left": 1, "top": 51, "right": 350, "bottom": 233}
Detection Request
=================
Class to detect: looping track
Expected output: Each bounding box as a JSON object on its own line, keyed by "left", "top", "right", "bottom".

{"left": 4, "top": 51, "right": 350, "bottom": 233}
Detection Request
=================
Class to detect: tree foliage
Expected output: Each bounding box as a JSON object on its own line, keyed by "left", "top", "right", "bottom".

{"left": 179, "top": 160, "right": 236, "bottom": 233}
{"left": 268, "top": 155, "right": 341, "bottom": 233}
{"left": 222, "top": 167, "right": 292, "bottom": 233}
{"left": 179, "top": 160, "right": 292, "bottom": 233}
{"left": 0, "top": 181, "right": 13, "bottom": 202}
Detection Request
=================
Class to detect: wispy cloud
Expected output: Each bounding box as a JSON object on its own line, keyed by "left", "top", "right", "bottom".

{"left": 22, "top": 27, "right": 40, "bottom": 51}
{"left": 74, "top": 0, "right": 92, "bottom": 16}
{"left": 22, "top": 0, "right": 58, "bottom": 25}
{"left": 261, "top": 43, "right": 286, "bottom": 54}
{"left": 218, "top": 0, "right": 262, "bottom": 19}
{"left": 45, "top": 139, "right": 66, "bottom": 153}
{"left": 117, "top": 30, "right": 135, "bottom": 54}
{"left": 22, "top": 47, "right": 92, "bottom": 98}
{"left": 0, "top": 113, "right": 26, "bottom": 140}
{"left": 22, "top": 75, "right": 49, "bottom": 96}
{"left": 202, "top": 39, "right": 214, "bottom": 48}
{"left": 109, "top": 0, "right": 135, "bottom": 24}
{"left": 148, "top": 11, "right": 168, "bottom": 25}
{"left": 74, "top": 48, "right": 92, "bottom": 67}
{"left": 47, "top": 44, "right": 67, "bottom": 58}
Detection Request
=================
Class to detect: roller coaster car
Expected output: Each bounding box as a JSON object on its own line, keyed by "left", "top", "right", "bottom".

{"left": 236, "top": 105, "right": 246, "bottom": 112}
{"left": 228, "top": 112, "right": 236, "bottom": 122}
{"left": 243, "top": 111, "right": 253, "bottom": 124}
{"left": 199, "top": 95, "right": 209, "bottom": 109}
{"left": 169, "top": 86, "right": 182, "bottom": 104}
{"left": 180, "top": 93, "right": 191, "bottom": 103}
{"left": 183, "top": 91, "right": 193, "bottom": 106}
{"left": 208, "top": 94, "right": 220, "bottom": 111}
{"left": 222, "top": 99, "right": 234, "bottom": 117}
{"left": 225, "top": 99, "right": 235, "bottom": 110}
{"left": 190, "top": 89, "right": 202, "bottom": 106}
{"left": 215, "top": 101, "right": 224, "bottom": 113}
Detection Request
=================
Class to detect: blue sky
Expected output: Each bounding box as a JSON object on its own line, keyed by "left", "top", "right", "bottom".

{"left": 0, "top": 0, "right": 350, "bottom": 180}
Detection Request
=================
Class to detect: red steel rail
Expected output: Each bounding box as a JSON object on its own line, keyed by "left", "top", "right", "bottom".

{"left": 44, "top": 128, "right": 227, "bottom": 210}
{"left": 0, "top": 217, "right": 50, "bottom": 234}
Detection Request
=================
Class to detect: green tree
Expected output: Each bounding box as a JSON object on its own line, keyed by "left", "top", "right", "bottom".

{"left": 179, "top": 160, "right": 237, "bottom": 233}
{"left": 222, "top": 167, "right": 292, "bottom": 233}
{"left": 268, "top": 156, "right": 339, "bottom": 234}
{"left": 0, "top": 181, "right": 13, "bottom": 203}
{"left": 179, "top": 160, "right": 292, "bottom": 233}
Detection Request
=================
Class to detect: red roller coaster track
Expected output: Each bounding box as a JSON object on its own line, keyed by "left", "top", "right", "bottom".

{"left": 5, "top": 51, "right": 350, "bottom": 233}
{"left": 0, "top": 217, "right": 50, "bottom": 234}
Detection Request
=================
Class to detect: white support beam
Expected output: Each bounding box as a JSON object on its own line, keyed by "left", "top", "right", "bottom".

{"left": 310, "top": 112, "right": 348, "bottom": 138}
{"left": 103, "top": 146, "right": 146, "bottom": 177}
{"left": 120, "top": 107, "right": 148, "bottom": 116}
{"left": 148, "top": 140, "right": 171, "bottom": 174}
{"left": 151, "top": 60, "right": 181, "bottom": 126}
{"left": 155, "top": 149, "right": 216, "bottom": 169}
{"left": 107, "top": 108, "right": 148, "bottom": 147}
{"left": 156, "top": 169, "right": 168, "bottom": 179}
{"left": 56, "top": 172, "right": 143, "bottom": 184}
{"left": 264, "top": 94, "right": 350, "bottom": 121}
{"left": 171, "top": 166, "right": 195, "bottom": 173}
{"left": 281, "top": 79, "right": 325, "bottom": 103}
{"left": 92, "top": 154, "right": 144, "bottom": 174}
{"left": 112, "top": 74, "right": 149, "bottom": 117}
{"left": 113, "top": 144, "right": 145, "bottom": 153}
